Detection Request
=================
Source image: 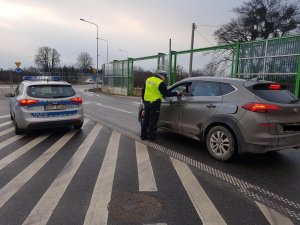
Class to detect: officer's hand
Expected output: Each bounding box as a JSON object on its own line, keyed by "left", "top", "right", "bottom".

{"left": 177, "top": 91, "right": 185, "bottom": 97}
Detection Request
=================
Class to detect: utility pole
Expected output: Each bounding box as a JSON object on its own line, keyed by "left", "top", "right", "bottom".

{"left": 189, "top": 23, "right": 196, "bottom": 77}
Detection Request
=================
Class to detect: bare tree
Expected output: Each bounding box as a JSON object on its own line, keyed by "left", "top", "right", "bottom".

{"left": 35, "top": 46, "right": 61, "bottom": 72}
{"left": 214, "top": 0, "right": 300, "bottom": 44}
{"left": 77, "top": 52, "right": 93, "bottom": 72}
{"left": 51, "top": 48, "right": 60, "bottom": 70}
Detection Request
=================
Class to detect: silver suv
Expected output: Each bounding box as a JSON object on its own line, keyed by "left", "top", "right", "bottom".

{"left": 139, "top": 76, "right": 300, "bottom": 161}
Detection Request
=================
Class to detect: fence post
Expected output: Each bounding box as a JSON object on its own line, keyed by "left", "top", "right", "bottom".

{"left": 127, "top": 58, "right": 134, "bottom": 96}
{"left": 295, "top": 53, "right": 300, "bottom": 97}
{"left": 232, "top": 42, "right": 240, "bottom": 78}
{"left": 168, "top": 51, "right": 173, "bottom": 86}
{"left": 157, "top": 53, "right": 165, "bottom": 71}
{"left": 172, "top": 52, "right": 177, "bottom": 84}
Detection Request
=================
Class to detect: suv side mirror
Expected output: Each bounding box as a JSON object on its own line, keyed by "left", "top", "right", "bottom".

{"left": 5, "top": 93, "right": 15, "bottom": 97}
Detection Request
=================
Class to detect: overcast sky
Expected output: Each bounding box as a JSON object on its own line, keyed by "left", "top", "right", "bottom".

{"left": 0, "top": 0, "right": 242, "bottom": 69}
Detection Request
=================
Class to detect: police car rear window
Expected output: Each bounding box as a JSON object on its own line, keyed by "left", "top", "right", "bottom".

{"left": 27, "top": 85, "right": 76, "bottom": 98}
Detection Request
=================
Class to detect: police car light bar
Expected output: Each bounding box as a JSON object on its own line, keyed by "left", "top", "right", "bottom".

{"left": 23, "top": 76, "right": 61, "bottom": 81}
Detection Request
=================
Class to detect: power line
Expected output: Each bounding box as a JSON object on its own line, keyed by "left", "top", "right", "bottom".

{"left": 196, "top": 24, "right": 221, "bottom": 28}
{"left": 195, "top": 30, "right": 214, "bottom": 45}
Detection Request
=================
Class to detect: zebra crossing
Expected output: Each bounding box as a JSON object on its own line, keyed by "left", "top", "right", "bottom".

{"left": 0, "top": 117, "right": 296, "bottom": 225}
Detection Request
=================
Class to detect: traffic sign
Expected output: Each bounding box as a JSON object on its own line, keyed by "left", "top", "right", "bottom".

{"left": 15, "top": 62, "right": 21, "bottom": 68}
{"left": 15, "top": 68, "right": 22, "bottom": 73}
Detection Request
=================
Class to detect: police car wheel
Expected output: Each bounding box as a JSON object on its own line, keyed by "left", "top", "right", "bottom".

{"left": 10, "top": 111, "right": 14, "bottom": 121}
{"left": 15, "top": 122, "right": 25, "bottom": 135}
{"left": 74, "top": 123, "right": 83, "bottom": 129}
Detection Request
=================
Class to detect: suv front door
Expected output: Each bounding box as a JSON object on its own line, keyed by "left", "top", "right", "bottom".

{"left": 159, "top": 82, "right": 192, "bottom": 132}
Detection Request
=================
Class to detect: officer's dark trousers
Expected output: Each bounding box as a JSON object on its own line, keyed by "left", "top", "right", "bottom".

{"left": 141, "top": 101, "right": 161, "bottom": 140}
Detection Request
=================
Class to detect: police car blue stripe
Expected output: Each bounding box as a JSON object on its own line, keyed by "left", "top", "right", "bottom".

{"left": 31, "top": 110, "right": 78, "bottom": 118}
{"left": 28, "top": 100, "right": 79, "bottom": 108}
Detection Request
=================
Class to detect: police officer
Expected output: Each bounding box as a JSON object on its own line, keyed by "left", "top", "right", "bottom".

{"left": 140, "top": 70, "right": 181, "bottom": 141}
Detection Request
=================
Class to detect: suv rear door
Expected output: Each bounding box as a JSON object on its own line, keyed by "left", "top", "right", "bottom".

{"left": 181, "top": 81, "right": 222, "bottom": 138}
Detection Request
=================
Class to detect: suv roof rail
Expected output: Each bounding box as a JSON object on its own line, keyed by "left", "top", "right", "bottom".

{"left": 248, "top": 76, "right": 262, "bottom": 82}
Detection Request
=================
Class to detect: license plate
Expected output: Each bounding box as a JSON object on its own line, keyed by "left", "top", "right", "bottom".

{"left": 45, "top": 104, "right": 67, "bottom": 111}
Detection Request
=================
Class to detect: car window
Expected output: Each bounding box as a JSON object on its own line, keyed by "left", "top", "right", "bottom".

{"left": 169, "top": 82, "right": 192, "bottom": 95}
{"left": 191, "top": 82, "right": 221, "bottom": 96}
{"left": 250, "top": 83, "right": 297, "bottom": 104}
{"left": 27, "top": 85, "right": 76, "bottom": 98}
{"left": 253, "top": 89, "right": 297, "bottom": 104}
{"left": 220, "top": 83, "right": 236, "bottom": 95}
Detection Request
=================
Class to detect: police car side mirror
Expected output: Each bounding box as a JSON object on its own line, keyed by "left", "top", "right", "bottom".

{"left": 5, "top": 93, "right": 15, "bottom": 97}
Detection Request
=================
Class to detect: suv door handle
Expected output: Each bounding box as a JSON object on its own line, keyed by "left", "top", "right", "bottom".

{"left": 206, "top": 104, "right": 216, "bottom": 108}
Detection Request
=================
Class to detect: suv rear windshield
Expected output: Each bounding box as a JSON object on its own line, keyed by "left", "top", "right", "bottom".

{"left": 27, "top": 85, "right": 76, "bottom": 98}
{"left": 249, "top": 83, "right": 298, "bottom": 104}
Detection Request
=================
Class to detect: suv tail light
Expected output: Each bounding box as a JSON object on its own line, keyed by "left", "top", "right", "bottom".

{"left": 70, "top": 97, "right": 82, "bottom": 104}
{"left": 268, "top": 84, "right": 281, "bottom": 90}
{"left": 242, "top": 102, "right": 281, "bottom": 113}
{"left": 19, "top": 99, "right": 39, "bottom": 106}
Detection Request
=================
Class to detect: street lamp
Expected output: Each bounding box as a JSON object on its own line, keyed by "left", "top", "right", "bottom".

{"left": 99, "top": 38, "right": 109, "bottom": 63}
{"left": 80, "top": 18, "right": 99, "bottom": 88}
{"left": 118, "top": 49, "right": 128, "bottom": 59}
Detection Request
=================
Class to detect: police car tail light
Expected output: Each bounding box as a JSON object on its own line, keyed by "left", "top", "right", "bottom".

{"left": 70, "top": 97, "right": 82, "bottom": 104}
{"left": 19, "top": 99, "right": 39, "bottom": 106}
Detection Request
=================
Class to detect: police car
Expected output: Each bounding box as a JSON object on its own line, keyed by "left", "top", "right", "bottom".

{"left": 6, "top": 76, "right": 84, "bottom": 134}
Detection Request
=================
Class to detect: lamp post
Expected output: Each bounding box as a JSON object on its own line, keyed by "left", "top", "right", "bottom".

{"left": 80, "top": 18, "right": 99, "bottom": 88}
{"left": 118, "top": 49, "right": 128, "bottom": 59}
{"left": 99, "top": 38, "right": 109, "bottom": 63}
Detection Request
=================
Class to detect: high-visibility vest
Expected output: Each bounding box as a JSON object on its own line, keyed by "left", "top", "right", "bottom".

{"left": 144, "top": 76, "right": 163, "bottom": 102}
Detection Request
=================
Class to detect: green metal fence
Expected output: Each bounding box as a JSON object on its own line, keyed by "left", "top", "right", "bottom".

{"left": 103, "top": 34, "right": 300, "bottom": 97}
{"left": 236, "top": 35, "right": 300, "bottom": 96}
{"left": 102, "top": 53, "right": 169, "bottom": 96}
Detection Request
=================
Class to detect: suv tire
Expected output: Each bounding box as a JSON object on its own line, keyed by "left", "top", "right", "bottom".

{"left": 206, "top": 126, "right": 236, "bottom": 161}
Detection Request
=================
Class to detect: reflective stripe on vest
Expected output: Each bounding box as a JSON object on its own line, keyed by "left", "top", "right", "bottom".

{"left": 144, "top": 76, "right": 163, "bottom": 102}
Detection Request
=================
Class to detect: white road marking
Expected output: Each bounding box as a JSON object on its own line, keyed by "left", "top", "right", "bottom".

{"left": 171, "top": 157, "right": 226, "bottom": 225}
{"left": 144, "top": 224, "right": 167, "bottom": 225}
{"left": 0, "top": 120, "right": 89, "bottom": 209}
{"left": 0, "top": 115, "right": 10, "bottom": 119}
{"left": 133, "top": 102, "right": 141, "bottom": 105}
{"left": 0, "top": 133, "right": 25, "bottom": 150}
{"left": 96, "top": 103, "right": 132, "bottom": 114}
{"left": 0, "top": 127, "right": 14, "bottom": 137}
{"left": 0, "top": 121, "right": 12, "bottom": 128}
{"left": 255, "top": 201, "right": 294, "bottom": 225}
{"left": 84, "top": 131, "right": 120, "bottom": 225}
{"left": 22, "top": 124, "right": 101, "bottom": 225}
{"left": 0, "top": 135, "right": 50, "bottom": 170}
{"left": 136, "top": 141, "right": 157, "bottom": 192}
